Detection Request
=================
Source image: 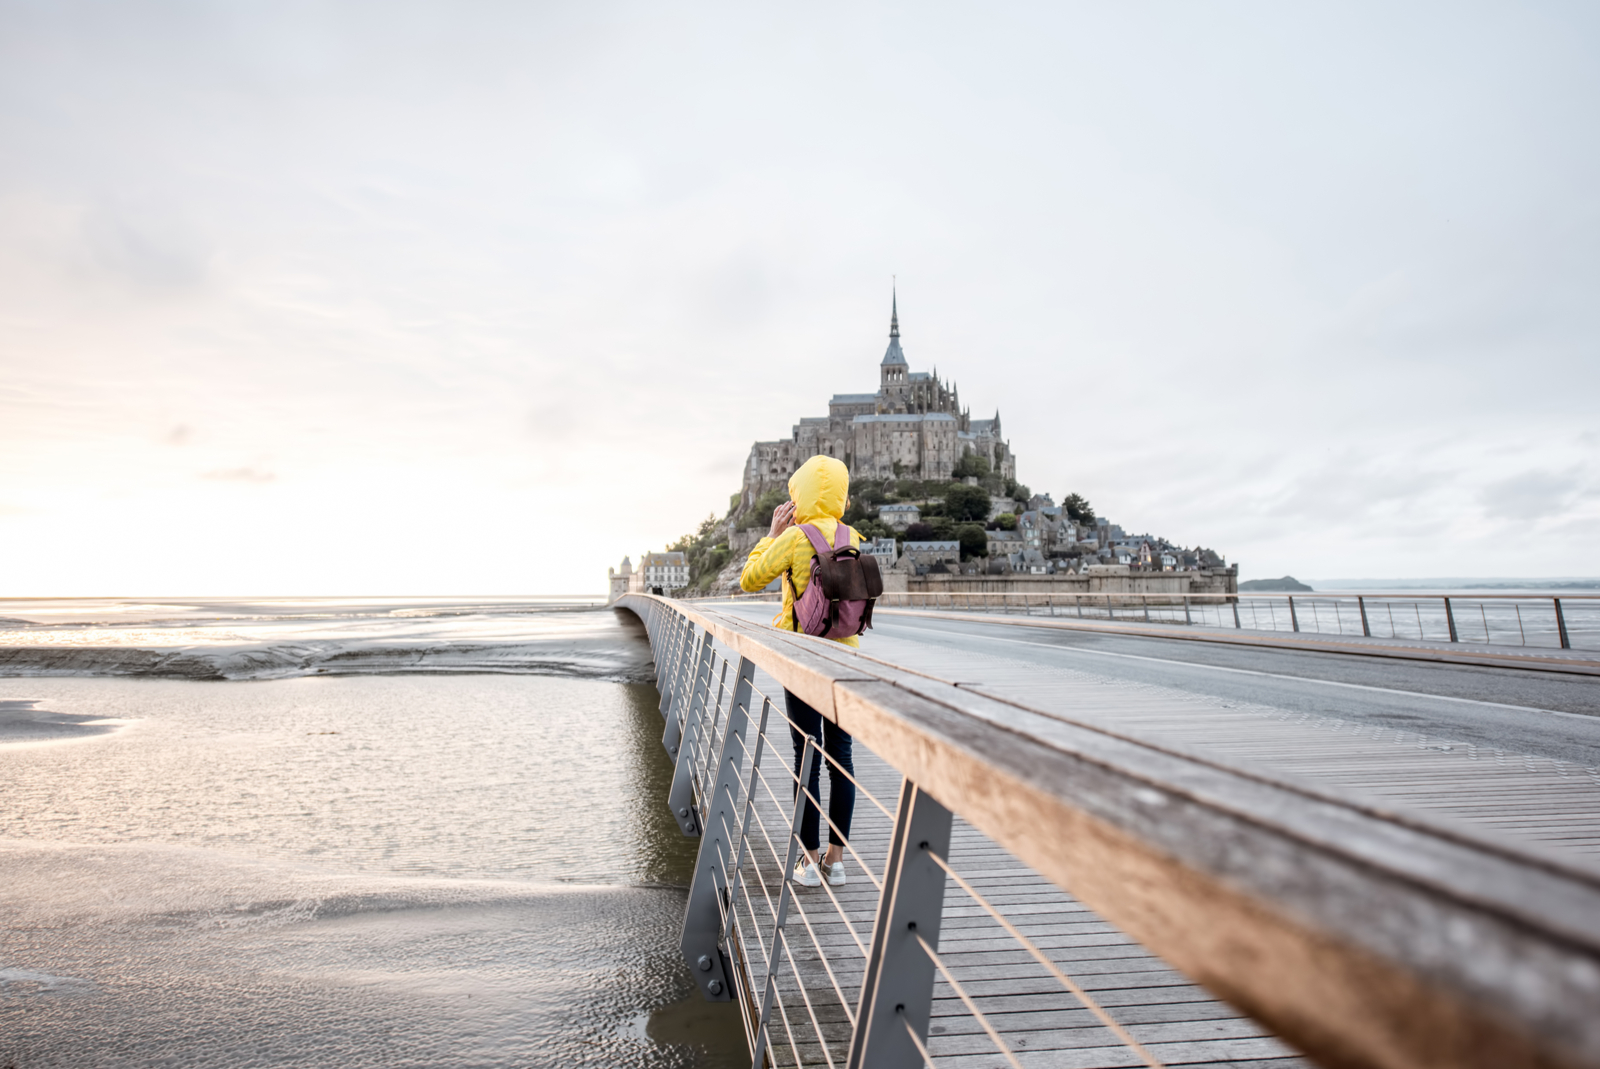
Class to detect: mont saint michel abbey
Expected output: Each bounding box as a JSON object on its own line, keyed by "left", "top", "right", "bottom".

{"left": 738, "top": 296, "right": 1017, "bottom": 509}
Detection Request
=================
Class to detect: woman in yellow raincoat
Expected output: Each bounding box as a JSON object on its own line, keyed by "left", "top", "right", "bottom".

{"left": 739, "top": 455, "right": 860, "bottom": 889}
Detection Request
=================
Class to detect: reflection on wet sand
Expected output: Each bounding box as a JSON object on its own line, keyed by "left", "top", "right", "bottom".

{"left": 0, "top": 666, "right": 745, "bottom": 1067}
{"left": 0, "top": 698, "right": 132, "bottom": 744}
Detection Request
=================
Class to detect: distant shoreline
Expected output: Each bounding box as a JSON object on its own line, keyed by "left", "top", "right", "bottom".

{"left": 1299, "top": 577, "right": 1600, "bottom": 592}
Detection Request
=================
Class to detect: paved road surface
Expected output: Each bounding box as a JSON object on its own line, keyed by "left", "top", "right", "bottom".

{"left": 715, "top": 600, "right": 1600, "bottom": 776}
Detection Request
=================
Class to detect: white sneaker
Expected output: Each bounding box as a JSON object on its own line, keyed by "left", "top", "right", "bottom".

{"left": 822, "top": 858, "right": 847, "bottom": 887}
{"left": 792, "top": 860, "right": 821, "bottom": 887}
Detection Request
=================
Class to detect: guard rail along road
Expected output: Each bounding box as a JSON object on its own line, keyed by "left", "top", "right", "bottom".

{"left": 615, "top": 592, "right": 1600, "bottom": 1069}
{"left": 871, "top": 591, "right": 1596, "bottom": 652}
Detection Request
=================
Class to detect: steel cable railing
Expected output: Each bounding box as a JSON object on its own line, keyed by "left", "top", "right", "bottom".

{"left": 871, "top": 590, "right": 1598, "bottom": 652}
{"left": 912, "top": 930, "right": 1026, "bottom": 1069}
{"left": 747, "top": 709, "right": 877, "bottom": 1066}
{"left": 924, "top": 848, "right": 1167, "bottom": 1069}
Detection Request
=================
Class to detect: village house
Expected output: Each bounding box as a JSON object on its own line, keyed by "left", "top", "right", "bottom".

{"left": 902, "top": 540, "right": 960, "bottom": 571}
{"left": 639, "top": 551, "right": 690, "bottom": 593}
{"left": 986, "top": 529, "right": 1023, "bottom": 559}
{"left": 1011, "top": 548, "right": 1050, "bottom": 575}
{"left": 877, "top": 503, "right": 922, "bottom": 530}
{"left": 862, "top": 537, "right": 899, "bottom": 571}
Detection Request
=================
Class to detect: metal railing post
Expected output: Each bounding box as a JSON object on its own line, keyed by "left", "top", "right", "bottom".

{"left": 1554, "top": 598, "right": 1571, "bottom": 649}
{"left": 680, "top": 656, "right": 755, "bottom": 1003}
{"left": 657, "top": 612, "right": 685, "bottom": 717}
{"left": 1183, "top": 596, "right": 1192, "bottom": 626}
{"left": 663, "top": 626, "right": 708, "bottom": 760}
{"left": 660, "top": 612, "right": 692, "bottom": 719}
{"left": 846, "top": 780, "right": 954, "bottom": 1069}
{"left": 1231, "top": 597, "right": 1241, "bottom": 628}
{"left": 749, "top": 740, "right": 818, "bottom": 1069}
{"left": 696, "top": 659, "right": 732, "bottom": 799}
{"left": 667, "top": 632, "right": 716, "bottom": 836}
{"left": 1288, "top": 595, "right": 1299, "bottom": 632}
{"left": 1358, "top": 596, "right": 1371, "bottom": 638}
{"left": 671, "top": 615, "right": 697, "bottom": 704}
{"left": 1444, "top": 597, "right": 1458, "bottom": 643}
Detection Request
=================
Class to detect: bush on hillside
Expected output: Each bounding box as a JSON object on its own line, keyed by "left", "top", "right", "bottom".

{"left": 956, "top": 524, "right": 989, "bottom": 560}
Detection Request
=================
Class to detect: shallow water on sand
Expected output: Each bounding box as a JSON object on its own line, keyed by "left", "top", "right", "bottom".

{"left": 0, "top": 596, "right": 653, "bottom": 681}
{"left": 0, "top": 630, "right": 745, "bottom": 1066}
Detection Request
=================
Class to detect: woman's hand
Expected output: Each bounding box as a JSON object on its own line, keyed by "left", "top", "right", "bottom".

{"left": 769, "top": 500, "right": 797, "bottom": 539}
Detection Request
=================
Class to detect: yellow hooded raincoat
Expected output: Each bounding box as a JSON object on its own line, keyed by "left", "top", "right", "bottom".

{"left": 739, "top": 455, "right": 864, "bottom": 647}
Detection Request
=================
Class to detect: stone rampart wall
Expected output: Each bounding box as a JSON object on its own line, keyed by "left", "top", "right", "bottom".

{"left": 900, "top": 567, "right": 1236, "bottom": 597}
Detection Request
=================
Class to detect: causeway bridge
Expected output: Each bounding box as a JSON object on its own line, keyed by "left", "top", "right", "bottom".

{"left": 614, "top": 591, "right": 1600, "bottom": 1069}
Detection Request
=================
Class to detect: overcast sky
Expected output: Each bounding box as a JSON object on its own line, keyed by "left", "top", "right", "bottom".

{"left": 2, "top": 1, "right": 1596, "bottom": 596}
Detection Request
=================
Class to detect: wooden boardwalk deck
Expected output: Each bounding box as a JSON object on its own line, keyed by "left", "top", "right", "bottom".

{"left": 733, "top": 660, "right": 1310, "bottom": 1068}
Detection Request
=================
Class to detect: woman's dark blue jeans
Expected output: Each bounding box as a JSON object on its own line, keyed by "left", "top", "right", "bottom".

{"left": 785, "top": 689, "right": 855, "bottom": 851}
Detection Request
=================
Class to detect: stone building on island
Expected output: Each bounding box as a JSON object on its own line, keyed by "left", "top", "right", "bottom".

{"left": 609, "top": 551, "right": 690, "bottom": 598}
{"left": 738, "top": 295, "right": 1016, "bottom": 512}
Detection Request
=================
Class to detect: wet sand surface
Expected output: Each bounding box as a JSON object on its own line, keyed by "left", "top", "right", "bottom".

{"left": 0, "top": 598, "right": 655, "bottom": 682}
{"left": 0, "top": 607, "right": 743, "bottom": 1068}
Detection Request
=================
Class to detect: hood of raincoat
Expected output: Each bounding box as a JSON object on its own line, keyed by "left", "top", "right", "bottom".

{"left": 788, "top": 455, "right": 849, "bottom": 524}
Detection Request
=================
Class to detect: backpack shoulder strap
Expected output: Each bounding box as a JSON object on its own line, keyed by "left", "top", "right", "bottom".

{"left": 797, "top": 523, "right": 833, "bottom": 558}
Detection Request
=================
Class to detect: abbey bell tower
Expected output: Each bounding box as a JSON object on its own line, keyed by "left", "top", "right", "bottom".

{"left": 880, "top": 290, "right": 908, "bottom": 399}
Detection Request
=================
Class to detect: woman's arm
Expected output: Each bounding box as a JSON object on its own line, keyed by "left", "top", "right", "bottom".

{"left": 739, "top": 502, "right": 799, "bottom": 593}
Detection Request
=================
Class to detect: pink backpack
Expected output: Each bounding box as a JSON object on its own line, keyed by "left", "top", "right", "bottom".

{"left": 787, "top": 523, "right": 884, "bottom": 639}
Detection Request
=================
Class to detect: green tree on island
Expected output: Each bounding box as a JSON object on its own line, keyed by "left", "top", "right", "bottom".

{"left": 1061, "top": 493, "right": 1096, "bottom": 525}
{"left": 951, "top": 452, "right": 990, "bottom": 479}
{"left": 956, "top": 524, "right": 988, "bottom": 561}
{"left": 944, "top": 483, "right": 991, "bottom": 523}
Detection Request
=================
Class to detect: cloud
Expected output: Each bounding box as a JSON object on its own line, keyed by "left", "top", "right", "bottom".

{"left": 201, "top": 467, "right": 276, "bottom": 484}
{"left": 79, "top": 201, "right": 212, "bottom": 291}
{"left": 164, "top": 425, "right": 194, "bottom": 446}
{"left": 1479, "top": 470, "right": 1582, "bottom": 521}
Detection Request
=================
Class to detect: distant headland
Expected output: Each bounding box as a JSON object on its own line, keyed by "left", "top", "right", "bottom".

{"left": 1239, "top": 576, "right": 1314, "bottom": 592}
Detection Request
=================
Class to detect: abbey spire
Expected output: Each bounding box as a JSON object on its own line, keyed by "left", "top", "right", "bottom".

{"left": 881, "top": 289, "right": 907, "bottom": 367}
